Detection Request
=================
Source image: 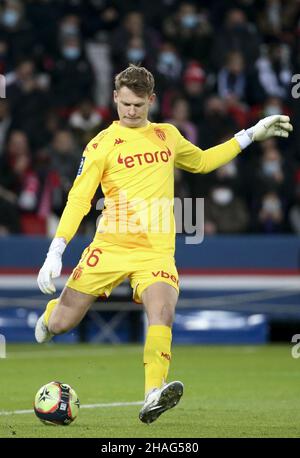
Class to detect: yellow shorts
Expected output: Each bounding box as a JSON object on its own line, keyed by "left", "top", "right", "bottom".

{"left": 66, "top": 240, "right": 179, "bottom": 303}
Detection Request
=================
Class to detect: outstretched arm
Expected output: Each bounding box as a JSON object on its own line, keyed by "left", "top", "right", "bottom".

{"left": 235, "top": 115, "right": 293, "bottom": 148}
{"left": 174, "top": 115, "right": 293, "bottom": 174}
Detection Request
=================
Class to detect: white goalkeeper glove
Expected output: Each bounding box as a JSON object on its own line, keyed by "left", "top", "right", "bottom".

{"left": 37, "top": 238, "right": 67, "bottom": 294}
{"left": 234, "top": 115, "right": 293, "bottom": 149}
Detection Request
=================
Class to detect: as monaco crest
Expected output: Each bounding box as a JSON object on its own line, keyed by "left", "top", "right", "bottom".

{"left": 154, "top": 128, "right": 166, "bottom": 141}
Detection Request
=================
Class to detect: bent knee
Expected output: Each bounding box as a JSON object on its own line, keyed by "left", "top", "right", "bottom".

{"left": 148, "top": 303, "right": 175, "bottom": 327}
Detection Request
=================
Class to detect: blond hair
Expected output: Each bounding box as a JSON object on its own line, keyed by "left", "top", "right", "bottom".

{"left": 115, "top": 64, "right": 155, "bottom": 96}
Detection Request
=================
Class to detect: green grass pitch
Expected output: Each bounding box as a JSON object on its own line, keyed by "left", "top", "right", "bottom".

{"left": 0, "top": 343, "right": 299, "bottom": 438}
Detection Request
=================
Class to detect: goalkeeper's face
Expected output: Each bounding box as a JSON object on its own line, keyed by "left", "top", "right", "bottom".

{"left": 114, "top": 86, "right": 155, "bottom": 128}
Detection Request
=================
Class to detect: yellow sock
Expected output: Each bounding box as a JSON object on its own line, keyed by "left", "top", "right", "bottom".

{"left": 44, "top": 299, "right": 58, "bottom": 326}
{"left": 143, "top": 325, "right": 172, "bottom": 396}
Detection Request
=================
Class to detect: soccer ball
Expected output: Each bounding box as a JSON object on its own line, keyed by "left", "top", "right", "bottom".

{"left": 34, "top": 381, "right": 80, "bottom": 425}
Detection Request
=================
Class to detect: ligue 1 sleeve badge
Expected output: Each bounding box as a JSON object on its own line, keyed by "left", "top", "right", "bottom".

{"left": 77, "top": 156, "right": 86, "bottom": 176}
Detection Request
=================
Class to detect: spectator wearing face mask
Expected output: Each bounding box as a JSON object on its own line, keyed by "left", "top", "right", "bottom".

{"left": 156, "top": 42, "right": 183, "bottom": 86}
{"left": 252, "top": 145, "right": 292, "bottom": 204}
{"left": 262, "top": 96, "right": 287, "bottom": 118}
{"left": 260, "top": 147, "right": 284, "bottom": 182}
{"left": 204, "top": 184, "right": 249, "bottom": 234}
{"left": 249, "top": 95, "right": 289, "bottom": 124}
{"left": 126, "top": 36, "right": 147, "bottom": 65}
{"left": 162, "top": 2, "right": 213, "bottom": 66}
{"left": 59, "top": 14, "right": 81, "bottom": 41}
{"left": 153, "top": 41, "right": 184, "bottom": 98}
{"left": 255, "top": 190, "right": 285, "bottom": 233}
{"left": 115, "top": 36, "right": 154, "bottom": 74}
{"left": 111, "top": 11, "right": 159, "bottom": 74}
{"left": 69, "top": 98, "right": 105, "bottom": 149}
{"left": 0, "top": 0, "right": 34, "bottom": 65}
{"left": 61, "top": 36, "right": 82, "bottom": 61}
{"left": 50, "top": 35, "right": 94, "bottom": 115}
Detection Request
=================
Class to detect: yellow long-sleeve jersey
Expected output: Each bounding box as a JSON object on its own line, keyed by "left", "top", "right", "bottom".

{"left": 55, "top": 121, "right": 241, "bottom": 255}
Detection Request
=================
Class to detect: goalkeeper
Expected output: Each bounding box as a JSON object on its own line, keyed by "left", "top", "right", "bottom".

{"left": 35, "top": 65, "right": 293, "bottom": 424}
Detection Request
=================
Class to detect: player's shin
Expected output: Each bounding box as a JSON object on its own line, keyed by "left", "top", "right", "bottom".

{"left": 143, "top": 325, "right": 172, "bottom": 396}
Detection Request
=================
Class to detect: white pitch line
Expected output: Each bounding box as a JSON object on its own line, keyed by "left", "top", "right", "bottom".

{"left": 6, "top": 347, "right": 141, "bottom": 359}
{"left": 0, "top": 401, "right": 143, "bottom": 416}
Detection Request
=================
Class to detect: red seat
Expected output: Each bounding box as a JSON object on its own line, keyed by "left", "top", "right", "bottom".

{"left": 21, "top": 214, "right": 47, "bottom": 235}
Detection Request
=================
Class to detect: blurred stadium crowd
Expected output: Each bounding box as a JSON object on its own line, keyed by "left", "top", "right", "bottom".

{"left": 0, "top": 0, "right": 300, "bottom": 237}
